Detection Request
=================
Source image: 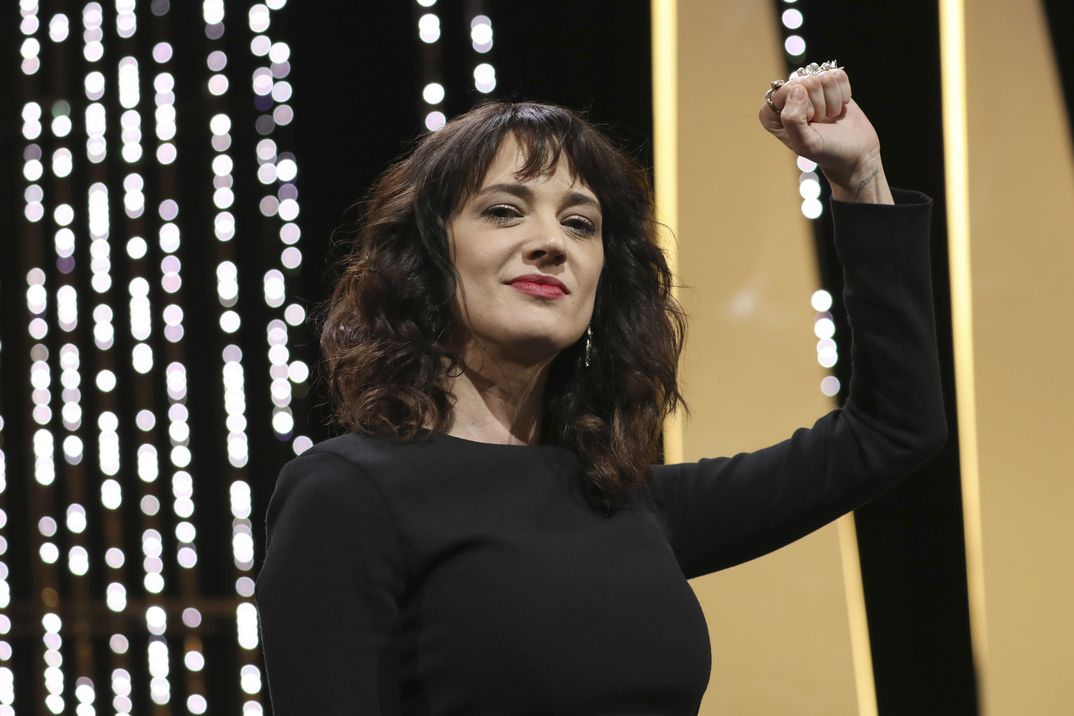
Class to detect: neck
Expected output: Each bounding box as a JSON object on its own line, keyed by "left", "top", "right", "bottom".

{"left": 443, "top": 344, "right": 553, "bottom": 446}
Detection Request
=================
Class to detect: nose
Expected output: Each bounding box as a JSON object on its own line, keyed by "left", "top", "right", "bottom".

{"left": 524, "top": 212, "right": 567, "bottom": 267}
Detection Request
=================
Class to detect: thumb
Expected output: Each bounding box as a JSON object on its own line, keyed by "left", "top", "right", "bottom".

{"left": 781, "top": 85, "right": 819, "bottom": 153}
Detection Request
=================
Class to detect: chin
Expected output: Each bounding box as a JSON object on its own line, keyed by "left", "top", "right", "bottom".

{"left": 498, "top": 330, "right": 574, "bottom": 365}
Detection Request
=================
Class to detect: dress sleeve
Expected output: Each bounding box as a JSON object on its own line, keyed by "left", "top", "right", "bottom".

{"left": 647, "top": 187, "right": 948, "bottom": 580}
{"left": 255, "top": 448, "right": 407, "bottom": 715}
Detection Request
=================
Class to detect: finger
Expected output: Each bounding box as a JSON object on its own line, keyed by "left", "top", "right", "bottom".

{"left": 777, "top": 80, "right": 817, "bottom": 121}
{"left": 781, "top": 85, "right": 820, "bottom": 153}
{"left": 820, "top": 72, "right": 843, "bottom": 119}
{"left": 775, "top": 79, "right": 806, "bottom": 115}
{"left": 835, "top": 68, "right": 852, "bottom": 101}
{"left": 804, "top": 77, "right": 827, "bottom": 122}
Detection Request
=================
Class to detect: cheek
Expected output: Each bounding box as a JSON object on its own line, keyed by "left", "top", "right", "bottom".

{"left": 582, "top": 249, "right": 605, "bottom": 305}
{"left": 450, "top": 251, "right": 510, "bottom": 331}
{"left": 454, "top": 250, "right": 500, "bottom": 301}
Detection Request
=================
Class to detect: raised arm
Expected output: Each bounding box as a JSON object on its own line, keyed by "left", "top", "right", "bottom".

{"left": 255, "top": 449, "right": 407, "bottom": 714}
{"left": 647, "top": 188, "right": 947, "bottom": 579}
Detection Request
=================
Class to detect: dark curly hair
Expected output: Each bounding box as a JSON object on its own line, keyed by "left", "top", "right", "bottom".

{"left": 313, "top": 99, "right": 687, "bottom": 513}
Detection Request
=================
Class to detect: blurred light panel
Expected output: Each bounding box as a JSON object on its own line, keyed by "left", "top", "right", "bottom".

{"left": 6, "top": 1, "right": 313, "bottom": 712}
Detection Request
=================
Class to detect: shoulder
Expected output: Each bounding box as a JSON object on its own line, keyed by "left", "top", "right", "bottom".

{"left": 271, "top": 433, "right": 391, "bottom": 505}
{"left": 296, "top": 431, "right": 380, "bottom": 468}
{"left": 261, "top": 434, "right": 412, "bottom": 567}
{"left": 272, "top": 430, "right": 434, "bottom": 499}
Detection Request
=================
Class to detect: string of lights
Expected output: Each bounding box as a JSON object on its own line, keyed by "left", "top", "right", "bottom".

{"left": 60, "top": 75, "right": 93, "bottom": 706}
{"left": 201, "top": 4, "right": 253, "bottom": 711}
{"left": 416, "top": 0, "right": 496, "bottom": 132}
{"left": 469, "top": 6, "right": 496, "bottom": 95}
{"left": 144, "top": 3, "right": 211, "bottom": 711}
{"left": 121, "top": 6, "right": 181, "bottom": 708}
{"left": 774, "top": 0, "right": 842, "bottom": 398}
{"left": 204, "top": 0, "right": 268, "bottom": 712}
{"left": 779, "top": 2, "right": 827, "bottom": 223}
{"left": 417, "top": 0, "right": 447, "bottom": 131}
{"left": 0, "top": 400, "right": 10, "bottom": 716}
{"left": 27, "top": 0, "right": 77, "bottom": 710}
{"left": 94, "top": 2, "right": 136, "bottom": 709}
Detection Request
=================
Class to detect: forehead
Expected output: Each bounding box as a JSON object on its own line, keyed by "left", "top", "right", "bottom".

{"left": 479, "top": 133, "right": 597, "bottom": 199}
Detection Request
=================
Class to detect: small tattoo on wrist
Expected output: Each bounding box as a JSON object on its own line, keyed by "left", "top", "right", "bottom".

{"left": 853, "top": 167, "right": 880, "bottom": 199}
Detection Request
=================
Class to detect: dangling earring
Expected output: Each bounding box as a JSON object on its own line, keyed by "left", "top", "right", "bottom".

{"left": 584, "top": 325, "right": 593, "bottom": 368}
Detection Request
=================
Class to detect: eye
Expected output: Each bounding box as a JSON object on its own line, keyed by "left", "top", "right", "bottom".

{"left": 481, "top": 205, "right": 599, "bottom": 237}
{"left": 565, "top": 216, "right": 597, "bottom": 236}
{"left": 482, "top": 204, "right": 521, "bottom": 223}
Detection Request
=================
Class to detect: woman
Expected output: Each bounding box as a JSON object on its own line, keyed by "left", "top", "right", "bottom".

{"left": 255, "top": 65, "right": 947, "bottom": 714}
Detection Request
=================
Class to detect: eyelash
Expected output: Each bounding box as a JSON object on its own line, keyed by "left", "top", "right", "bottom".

{"left": 482, "top": 204, "right": 598, "bottom": 236}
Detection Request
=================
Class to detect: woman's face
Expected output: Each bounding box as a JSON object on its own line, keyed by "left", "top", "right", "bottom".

{"left": 446, "top": 134, "right": 604, "bottom": 367}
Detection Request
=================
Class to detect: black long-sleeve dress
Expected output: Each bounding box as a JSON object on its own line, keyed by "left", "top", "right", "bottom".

{"left": 254, "top": 187, "right": 947, "bottom": 715}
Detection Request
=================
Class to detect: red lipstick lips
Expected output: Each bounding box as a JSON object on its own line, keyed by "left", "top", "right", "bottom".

{"left": 507, "top": 274, "right": 569, "bottom": 299}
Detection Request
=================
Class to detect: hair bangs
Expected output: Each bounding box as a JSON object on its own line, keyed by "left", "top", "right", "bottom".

{"left": 441, "top": 104, "right": 618, "bottom": 220}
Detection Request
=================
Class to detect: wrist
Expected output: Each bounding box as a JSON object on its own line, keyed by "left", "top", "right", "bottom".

{"left": 823, "top": 152, "right": 894, "bottom": 205}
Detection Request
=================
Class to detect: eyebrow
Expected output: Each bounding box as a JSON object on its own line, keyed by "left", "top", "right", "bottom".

{"left": 474, "top": 182, "right": 601, "bottom": 212}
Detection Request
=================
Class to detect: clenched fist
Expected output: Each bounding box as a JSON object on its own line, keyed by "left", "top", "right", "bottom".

{"left": 758, "top": 67, "right": 890, "bottom": 202}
